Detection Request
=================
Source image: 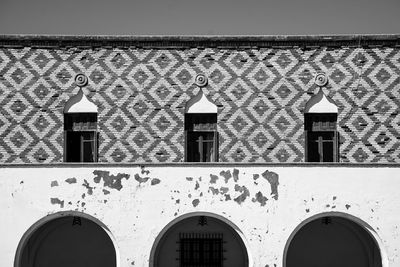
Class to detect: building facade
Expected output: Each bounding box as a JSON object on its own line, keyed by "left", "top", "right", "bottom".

{"left": 0, "top": 35, "right": 400, "bottom": 267}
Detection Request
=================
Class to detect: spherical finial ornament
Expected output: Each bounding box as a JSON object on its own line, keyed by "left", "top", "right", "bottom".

{"left": 314, "top": 73, "right": 328, "bottom": 87}
{"left": 74, "top": 73, "right": 88, "bottom": 87}
{"left": 195, "top": 74, "right": 208, "bottom": 87}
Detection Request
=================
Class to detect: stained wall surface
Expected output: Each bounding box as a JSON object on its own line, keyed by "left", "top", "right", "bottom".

{"left": 1, "top": 164, "right": 399, "bottom": 267}
{"left": 0, "top": 36, "right": 400, "bottom": 163}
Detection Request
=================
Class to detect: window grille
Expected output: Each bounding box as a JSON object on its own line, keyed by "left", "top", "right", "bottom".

{"left": 178, "top": 233, "right": 224, "bottom": 267}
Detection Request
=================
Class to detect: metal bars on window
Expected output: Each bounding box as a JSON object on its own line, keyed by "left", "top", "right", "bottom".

{"left": 178, "top": 233, "right": 224, "bottom": 267}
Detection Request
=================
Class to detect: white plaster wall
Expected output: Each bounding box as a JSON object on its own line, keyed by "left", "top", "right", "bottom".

{"left": 1, "top": 164, "right": 399, "bottom": 267}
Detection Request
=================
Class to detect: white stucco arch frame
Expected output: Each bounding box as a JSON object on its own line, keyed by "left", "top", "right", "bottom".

{"left": 282, "top": 211, "right": 388, "bottom": 267}
{"left": 14, "top": 210, "right": 121, "bottom": 267}
{"left": 149, "top": 211, "right": 253, "bottom": 267}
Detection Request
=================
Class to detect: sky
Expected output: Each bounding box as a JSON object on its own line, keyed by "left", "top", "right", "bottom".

{"left": 0, "top": 0, "right": 399, "bottom": 35}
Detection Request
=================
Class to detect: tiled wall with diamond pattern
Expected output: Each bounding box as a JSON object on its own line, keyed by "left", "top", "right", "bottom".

{"left": 0, "top": 37, "right": 400, "bottom": 163}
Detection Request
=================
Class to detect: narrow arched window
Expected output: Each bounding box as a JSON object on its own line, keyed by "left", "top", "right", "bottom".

{"left": 64, "top": 89, "right": 98, "bottom": 162}
{"left": 185, "top": 90, "right": 218, "bottom": 162}
{"left": 304, "top": 88, "right": 339, "bottom": 162}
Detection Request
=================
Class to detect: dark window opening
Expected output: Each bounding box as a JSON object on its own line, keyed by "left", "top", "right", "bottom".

{"left": 179, "top": 233, "right": 223, "bottom": 267}
{"left": 305, "top": 113, "right": 338, "bottom": 162}
{"left": 185, "top": 114, "right": 218, "bottom": 162}
{"left": 64, "top": 113, "right": 98, "bottom": 162}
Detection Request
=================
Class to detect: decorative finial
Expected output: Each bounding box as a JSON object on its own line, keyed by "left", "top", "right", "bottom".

{"left": 195, "top": 74, "right": 208, "bottom": 87}
{"left": 72, "top": 216, "right": 82, "bottom": 226}
{"left": 314, "top": 73, "right": 328, "bottom": 87}
{"left": 74, "top": 73, "right": 89, "bottom": 87}
{"left": 198, "top": 216, "right": 208, "bottom": 226}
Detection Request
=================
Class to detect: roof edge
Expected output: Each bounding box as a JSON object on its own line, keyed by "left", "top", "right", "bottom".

{"left": 1, "top": 34, "right": 400, "bottom": 48}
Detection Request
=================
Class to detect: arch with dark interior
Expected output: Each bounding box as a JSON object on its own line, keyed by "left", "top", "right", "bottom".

{"left": 285, "top": 214, "right": 383, "bottom": 267}
{"left": 151, "top": 213, "right": 249, "bottom": 267}
{"left": 15, "top": 213, "right": 117, "bottom": 267}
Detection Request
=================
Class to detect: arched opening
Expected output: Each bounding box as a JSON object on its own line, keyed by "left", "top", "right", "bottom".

{"left": 285, "top": 214, "right": 383, "bottom": 267}
{"left": 151, "top": 213, "right": 249, "bottom": 267}
{"left": 16, "top": 213, "right": 117, "bottom": 267}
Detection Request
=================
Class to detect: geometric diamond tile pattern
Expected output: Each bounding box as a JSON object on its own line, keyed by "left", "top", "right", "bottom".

{"left": 1, "top": 41, "right": 400, "bottom": 163}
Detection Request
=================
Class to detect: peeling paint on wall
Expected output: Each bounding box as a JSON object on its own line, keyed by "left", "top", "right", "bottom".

{"left": 234, "top": 184, "right": 250, "bottom": 204}
{"left": 1, "top": 165, "right": 399, "bottom": 267}
{"left": 209, "top": 187, "right": 219, "bottom": 195}
{"left": 220, "top": 170, "right": 232, "bottom": 183}
{"left": 50, "top": 198, "right": 64, "bottom": 208}
{"left": 220, "top": 187, "right": 229, "bottom": 194}
{"left": 210, "top": 174, "right": 218, "bottom": 184}
{"left": 93, "top": 170, "right": 130, "bottom": 190}
{"left": 82, "top": 179, "right": 94, "bottom": 195}
{"left": 262, "top": 170, "right": 279, "bottom": 200}
{"left": 233, "top": 168, "right": 239, "bottom": 182}
{"left": 192, "top": 199, "right": 200, "bottom": 207}
{"left": 134, "top": 174, "right": 149, "bottom": 184}
{"left": 252, "top": 191, "right": 268, "bottom": 206}
{"left": 65, "top": 178, "right": 77, "bottom": 184}
{"left": 140, "top": 166, "right": 150, "bottom": 175}
{"left": 151, "top": 178, "right": 161, "bottom": 185}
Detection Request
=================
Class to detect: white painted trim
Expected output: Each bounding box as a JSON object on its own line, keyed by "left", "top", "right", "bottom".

{"left": 304, "top": 88, "right": 338, "bottom": 113}
{"left": 64, "top": 89, "right": 98, "bottom": 113}
{"left": 185, "top": 90, "right": 217, "bottom": 114}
